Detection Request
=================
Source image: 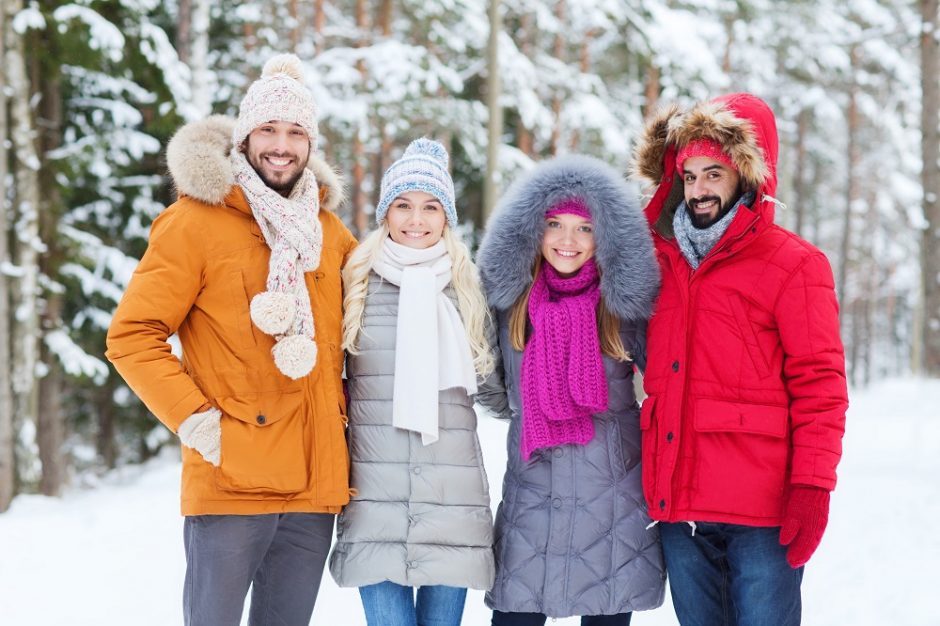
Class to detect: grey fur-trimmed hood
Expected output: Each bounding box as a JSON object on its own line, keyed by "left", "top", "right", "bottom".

{"left": 165, "top": 114, "right": 345, "bottom": 212}
{"left": 477, "top": 155, "right": 659, "bottom": 322}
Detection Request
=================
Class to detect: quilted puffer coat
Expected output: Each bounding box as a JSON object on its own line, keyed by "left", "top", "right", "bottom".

{"left": 630, "top": 93, "right": 849, "bottom": 526}
{"left": 328, "top": 275, "right": 495, "bottom": 590}
{"left": 476, "top": 156, "right": 665, "bottom": 617}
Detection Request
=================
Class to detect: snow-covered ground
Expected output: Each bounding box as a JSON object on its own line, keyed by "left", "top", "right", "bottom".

{"left": 2, "top": 378, "right": 937, "bottom": 625}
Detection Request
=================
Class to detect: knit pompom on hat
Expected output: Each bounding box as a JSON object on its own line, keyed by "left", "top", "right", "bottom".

{"left": 546, "top": 197, "right": 592, "bottom": 221}
{"left": 232, "top": 53, "right": 319, "bottom": 150}
{"left": 676, "top": 137, "right": 738, "bottom": 173}
{"left": 375, "top": 138, "right": 457, "bottom": 227}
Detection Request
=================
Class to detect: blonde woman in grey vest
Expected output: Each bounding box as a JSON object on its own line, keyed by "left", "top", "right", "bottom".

{"left": 329, "top": 138, "right": 498, "bottom": 626}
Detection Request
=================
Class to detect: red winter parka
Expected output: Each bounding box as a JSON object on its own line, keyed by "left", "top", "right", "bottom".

{"left": 631, "top": 93, "right": 848, "bottom": 527}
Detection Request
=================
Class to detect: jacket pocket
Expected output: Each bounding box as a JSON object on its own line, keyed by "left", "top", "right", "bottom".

{"left": 692, "top": 398, "right": 789, "bottom": 517}
{"left": 215, "top": 389, "right": 308, "bottom": 494}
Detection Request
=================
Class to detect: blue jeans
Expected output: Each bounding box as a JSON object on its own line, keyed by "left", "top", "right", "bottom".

{"left": 660, "top": 522, "right": 803, "bottom": 626}
{"left": 359, "top": 581, "right": 467, "bottom": 626}
{"left": 491, "top": 610, "right": 631, "bottom": 625}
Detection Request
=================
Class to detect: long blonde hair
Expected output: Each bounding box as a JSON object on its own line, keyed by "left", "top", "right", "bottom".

{"left": 507, "top": 256, "right": 630, "bottom": 361}
{"left": 342, "top": 224, "right": 495, "bottom": 378}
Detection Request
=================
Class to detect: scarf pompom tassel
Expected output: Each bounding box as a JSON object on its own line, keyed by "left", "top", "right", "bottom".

{"left": 250, "top": 291, "right": 296, "bottom": 335}
{"left": 272, "top": 335, "right": 317, "bottom": 379}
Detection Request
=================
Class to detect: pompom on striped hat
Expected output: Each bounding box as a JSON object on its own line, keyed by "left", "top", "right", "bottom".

{"left": 375, "top": 138, "right": 457, "bottom": 227}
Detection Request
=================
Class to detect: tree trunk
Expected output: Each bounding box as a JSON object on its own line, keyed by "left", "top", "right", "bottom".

{"left": 792, "top": 108, "right": 809, "bottom": 236}
{"left": 484, "top": 0, "right": 502, "bottom": 220}
{"left": 38, "top": 297, "right": 65, "bottom": 496}
{"left": 313, "top": 0, "right": 325, "bottom": 52}
{"left": 515, "top": 13, "right": 534, "bottom": 157}
{"left": 190, "top": 0, "right": 212, "bottom": 118}
{"left": 177, "top": 0, "right": 192, "bottom": 64}
{"left": 643, "top": 63, "right": 660, "bottom": 120}
{"left": 6, "top": 0, "right": 42, "bottom": 490}
{"left": 550, "top": 0, "right": 565, "bottom": 156}
{"left": 351, "top": 0, "right": 369, "bottom": 238}
{"left": 378, "top": 0, "right": 392, "bottom": 36}
{"left": 289, "top": 0, "right": 300, "bottom": 48}
{"left": 837, "top": 45, "right": 859, "bottom": 318}
{"left": 723, "top": 14, "right": 735, "bottom": 74}
{"left": 35, "top": 45, "right": 66, "bottom": 497}
{"left": 97, "top": 381, "right": 117, "bottom": 469}
{"left": 570, "top": 29, "right": 596, "bottom": 152}
{"left": 0, "top": 0, "right": 15, "bottom": 512}
{"left": 920, "top": 0, "right": 940, "bottom": 375}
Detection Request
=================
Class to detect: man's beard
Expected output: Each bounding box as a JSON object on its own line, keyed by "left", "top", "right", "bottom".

{"left": 252, "top": 159, "right": 304, "bottom": 196}
{"left": 687, "top": 191, "right": 741, "bottom": 229}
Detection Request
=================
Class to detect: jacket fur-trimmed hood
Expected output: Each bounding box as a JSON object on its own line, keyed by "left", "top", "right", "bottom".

{"left": 165, "top": 115, "right": 345, "bottom": 212}
{"left": 629, "top": 93, "right": 779, "bottom": 236}
{"left": 477, "top": 155, "right": 659, "bottom": 322}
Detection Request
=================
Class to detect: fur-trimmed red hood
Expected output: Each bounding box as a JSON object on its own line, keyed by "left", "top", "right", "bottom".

{"left": 630, "top": 93, "right": 778, "bottom": 236}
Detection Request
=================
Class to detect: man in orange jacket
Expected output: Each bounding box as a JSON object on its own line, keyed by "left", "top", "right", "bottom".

{"left": 106, "top": 54, "right": 356, "bottom": 626}
{"left": 631, "top": 93, "right": 848, "bottom": 625}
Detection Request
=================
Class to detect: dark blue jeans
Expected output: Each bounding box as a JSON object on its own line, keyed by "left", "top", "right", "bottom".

{"left": 660, "top": 522, "right": 803, "bottom": 626}
{"left": 491, "top": 611, "right": 631, "bottom": 625}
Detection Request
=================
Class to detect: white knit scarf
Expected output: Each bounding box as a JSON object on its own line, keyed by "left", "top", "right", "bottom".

{"left": 232, "top": 150, "right": 323, "bottom": 379}
{"left": 373, "top": 238, "right": 478, "bottom": 445}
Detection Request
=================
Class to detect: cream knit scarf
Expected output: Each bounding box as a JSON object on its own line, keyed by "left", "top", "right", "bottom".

{"left": 373, "top": 238, "right": 478, "bottom": 445}
{"left": 232, "top": 150, "right": 323, "bottom": 379}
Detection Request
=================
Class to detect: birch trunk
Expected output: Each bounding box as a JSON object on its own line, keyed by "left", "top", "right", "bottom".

{"left": 190, "top": 0, "right": 212, "bottom": 119}
{"left": 351, "top": 0, "right": 369, "bottom": 238}
{"left": 0, "top": 0, "right": 15, "bottom": 512}
{"left": 920, "top": 0, "right": 940, "bottom": 375}
{"left": 6, "top": 0, "right": 42, "bottom": 489}
{"left": 484, "top": 0, "right": 502, "bottom": 220}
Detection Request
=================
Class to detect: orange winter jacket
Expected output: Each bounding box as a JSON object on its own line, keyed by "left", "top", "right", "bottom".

{"left": 106, "top": 116, "right": 357, "bottom": 515}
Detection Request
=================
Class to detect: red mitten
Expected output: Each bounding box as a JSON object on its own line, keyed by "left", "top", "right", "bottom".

{"left": 779, "top": 485, "right": 830, "bottom": 568}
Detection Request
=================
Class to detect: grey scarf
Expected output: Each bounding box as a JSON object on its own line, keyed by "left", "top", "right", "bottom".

{"left": 673, "top": 192, "right": 755, "bottom": 270}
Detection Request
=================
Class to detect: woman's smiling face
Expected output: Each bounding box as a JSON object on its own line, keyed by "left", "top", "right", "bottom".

{"left": 541, "top": 213, "right": 595, "bottom": 276}
{"left": 385, "top": 191, "right": 447, "bottom": 249}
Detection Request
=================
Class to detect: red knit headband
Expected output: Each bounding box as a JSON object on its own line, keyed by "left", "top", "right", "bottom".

{"left": 676, "top": 138, "right": 737, "bottom": 172}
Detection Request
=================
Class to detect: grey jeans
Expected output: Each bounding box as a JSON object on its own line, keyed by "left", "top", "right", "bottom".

{"left": 183, "top": 512, "right": 334, "bottom": 626}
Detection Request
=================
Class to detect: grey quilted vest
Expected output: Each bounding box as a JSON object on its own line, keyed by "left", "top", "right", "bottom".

{"left": 328, "top": 274, "right": 495, "bottom": 590}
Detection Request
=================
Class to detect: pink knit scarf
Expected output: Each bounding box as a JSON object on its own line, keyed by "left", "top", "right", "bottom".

{"left": 520, "top": 258, "right": 608, "bottom": 460}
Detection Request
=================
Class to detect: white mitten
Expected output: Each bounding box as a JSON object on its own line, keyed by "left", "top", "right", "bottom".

{"left": 177, "top": 407, "right": 222, "bottom": 466}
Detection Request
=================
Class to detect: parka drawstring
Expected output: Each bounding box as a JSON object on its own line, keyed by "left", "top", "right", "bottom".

{"left": 762, "top": 194, "right": 787, "bottom": 212}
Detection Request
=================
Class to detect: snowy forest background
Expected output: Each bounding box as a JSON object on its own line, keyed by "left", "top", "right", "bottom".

{"left": 0, "top": 0, "right": 938, "bottom": 510}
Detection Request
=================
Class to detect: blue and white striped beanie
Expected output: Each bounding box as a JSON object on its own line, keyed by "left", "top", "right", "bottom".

{"left": 375, "top": 138, "right": 457, "bottom": 227}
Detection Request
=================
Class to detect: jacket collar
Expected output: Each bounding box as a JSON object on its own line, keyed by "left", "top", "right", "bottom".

{"left": 165, "top": 115, "right": 345, "bottom": 213}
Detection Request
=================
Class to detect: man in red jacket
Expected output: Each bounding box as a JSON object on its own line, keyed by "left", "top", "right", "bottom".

{"left": 630, "top": 93, "right": 848, "bottom": 625}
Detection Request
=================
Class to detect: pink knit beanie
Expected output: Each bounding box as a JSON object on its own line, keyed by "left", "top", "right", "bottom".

{"left": 546, "top": 198, "right": 592, "bottom": 220}
{"left": 676, "top": 138, "right": 737, "bottom": 172}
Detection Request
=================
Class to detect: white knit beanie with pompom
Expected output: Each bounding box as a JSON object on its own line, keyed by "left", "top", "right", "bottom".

{"left": 232, "top": 53, "right": 319, "bottom": 150}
